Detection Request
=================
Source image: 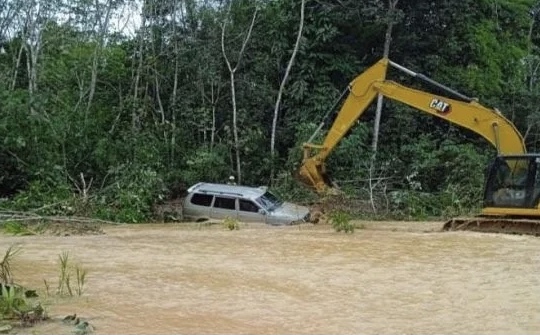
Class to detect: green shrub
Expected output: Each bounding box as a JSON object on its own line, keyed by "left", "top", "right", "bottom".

{"left": 179, "top": 146, "right": 230, "bottom": 186}
{"left": 0, "top": 285, "right": 27, "bottom": 319}
{"left": 2, "top": 222, "right": 35, "bottom": 236}
{"left": 93, "top": 165, "right": 165, "bottom": 223}
{"left": 329, "top": 211, "right": 354, "bottom": 233}
{"left": 389, "top": 183, "right": 483, "bottom": 220}
{"left": 2, "top": 180, "right": 74, "bottom": 216}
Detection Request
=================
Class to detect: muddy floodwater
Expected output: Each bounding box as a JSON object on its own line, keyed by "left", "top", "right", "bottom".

{"left": 2, "top": 221, "right": 540, "bottom": 334}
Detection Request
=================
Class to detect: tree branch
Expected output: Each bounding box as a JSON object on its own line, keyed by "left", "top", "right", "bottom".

{"left": 270, "top": 0, "right": 306, "bottom": 181}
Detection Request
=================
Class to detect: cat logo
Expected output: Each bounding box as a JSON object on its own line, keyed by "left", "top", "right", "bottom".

{"left": 430, "top": 98, "right": 451, "bottom": 114}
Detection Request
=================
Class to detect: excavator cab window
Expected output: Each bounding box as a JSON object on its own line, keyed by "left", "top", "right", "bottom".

{"left": 484, "top": 156, "right": 539, "bottom": 208}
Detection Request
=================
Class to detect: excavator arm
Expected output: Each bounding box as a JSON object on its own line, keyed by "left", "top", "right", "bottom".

{"left": 298, "top": 58, "right": 527, "bottom": 194}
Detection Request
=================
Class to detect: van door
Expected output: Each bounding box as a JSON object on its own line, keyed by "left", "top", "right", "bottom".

{"left": 210, "top": 196, "right": 238, "bottom": 220}
{"left": 184, "top": 193, "right": 214, "bottom": 221}
{"left": 238, "top": 199, "right": 266, "bottom": 223}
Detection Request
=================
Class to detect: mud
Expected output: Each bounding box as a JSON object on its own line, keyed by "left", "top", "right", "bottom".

{"left": 2, "top": 221, "right": 540, "bottom": 334}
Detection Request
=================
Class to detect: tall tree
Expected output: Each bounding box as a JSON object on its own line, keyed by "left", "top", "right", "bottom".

{"left": 371, "top": 0, "right": 399, "bottom": 153}
{"left": 85, "top": 0, "right": 117, "bottom": 122}
{"left": 270, "top": 0, "right": 305, "bottom": 183}
{"left": 221, "top": 0, "right": 258, "bottom": 184}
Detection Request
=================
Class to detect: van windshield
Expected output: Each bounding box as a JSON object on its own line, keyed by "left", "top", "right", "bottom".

{"left": 256, "top": 191, "right": 283, "bottom": 211}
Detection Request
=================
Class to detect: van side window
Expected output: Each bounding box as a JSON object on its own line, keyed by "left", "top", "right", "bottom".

{"left": 213, "top": 197, "right": 236, "bottom": 210}
{"left": 239, "top": 199, "right": 259, "bottom": 213}
{"left": 190, "top": 193, "right": 213, "bottom": 206}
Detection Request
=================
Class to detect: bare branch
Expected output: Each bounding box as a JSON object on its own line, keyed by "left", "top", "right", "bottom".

{"left": 372, "top": 0, "right": 399, "bottom": 153}
{"left": 221, "top": 1, "right": 234, "bottom": 73}
{"left": 234, "top": 7, "right": 258, "bottom": 72}
{"left": 270, "top": 0, "right": 306, "bottom": 181}
{"left": 221, "top": 1, "right": 259, "bottom": 184}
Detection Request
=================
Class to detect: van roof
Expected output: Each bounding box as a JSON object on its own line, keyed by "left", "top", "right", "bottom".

{"left": 187, "top": 182, "right": 268, "bottom": 199}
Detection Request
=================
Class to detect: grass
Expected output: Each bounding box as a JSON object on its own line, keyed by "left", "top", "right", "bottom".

{"left": 329, "top": 211, "right": 355, "bottom": 234}
{"left": 57, "top": 251, "right": 71, "bottom": 296}
{"left": 56, "top": 251, "right": 88, "bottom": 297}
{"left": 0, "top": 245, "right": 22, "bottom": 285}
{"left": 43, "top": 279, "right": 50, "bottom": 297}
{"left": 75, "top": 266, "right": 87, "bottom": 296}
{"left": 2, "top": 221, "right": 35, "bottom": 236}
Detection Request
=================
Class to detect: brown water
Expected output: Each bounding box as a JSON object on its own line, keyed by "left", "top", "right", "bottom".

{"left": 2, "top": 221, "right": 540, "bottom": 334}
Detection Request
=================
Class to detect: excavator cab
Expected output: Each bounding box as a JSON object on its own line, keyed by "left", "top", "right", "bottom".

{"left": 444, "top": 154, "right": 540, "bottom": 235}
{"left": 483, "top": 154, "right": 540, "bottom": 210}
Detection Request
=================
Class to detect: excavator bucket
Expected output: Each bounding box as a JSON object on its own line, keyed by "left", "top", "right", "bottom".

{"left": 293, "top": 165, "right": 318, "bottom": 192}
{"left": 442, "top": 216, "right": 540, "bottom": 236}
{"left": 294, "top": 159, "right": 340, "bottom": 195}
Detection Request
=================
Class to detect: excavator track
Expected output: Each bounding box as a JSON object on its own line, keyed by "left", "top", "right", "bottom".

{"left": 442, "top": 216, "right": 540, "bottom": 236}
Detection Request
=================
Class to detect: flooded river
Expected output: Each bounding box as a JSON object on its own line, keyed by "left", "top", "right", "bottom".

{"left": 2, "top": 221, "right": 540, "bottom": 334}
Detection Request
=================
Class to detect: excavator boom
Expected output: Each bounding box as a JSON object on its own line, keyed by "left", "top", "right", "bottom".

{"left": 298, "top": 58, "right": 526, "bottom": 193}
{"left": 297, "top": 58, "right": 540, "bottom": 236}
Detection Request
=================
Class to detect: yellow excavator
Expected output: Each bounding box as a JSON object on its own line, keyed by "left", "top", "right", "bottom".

{"left": 297, "top": 57, "right": 540, "bottom": 236}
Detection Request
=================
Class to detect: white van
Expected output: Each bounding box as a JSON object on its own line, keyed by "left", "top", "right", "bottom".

{"left": 182, "top": 182, "right": 310, "bottom": 225}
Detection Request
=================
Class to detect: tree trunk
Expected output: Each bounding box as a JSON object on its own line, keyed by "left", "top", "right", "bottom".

{"left": 169, "top": 0, "right": 180, "bottom": 167}
{"left": 85, "top": 0, "right": 114, "bottom": 123}
{"left": 24, "top": 1, "right": 44, "bottom": 116}
{"left": 0, "top": 0, "right": 22, "bottom": 43}
{"left": 10, "top": 42, "right": 24, "bottom": 91}
{"left": 202, "top": 78, "right": 222, "bottom": 151}
{"left": 229, "top": 71, "right": 242, "bottom": 183}
{"left": 270, "top": 0, "right": 306, "bottom": 183}
{"left": 154, "top": 73, "right": 165, "bottom": 125}
{"left": 369, "top": 0, "right": 398, "bottom": 209}
{"left": 132, "top": 13, "right": 146, "bottom": 134}
{"left": 523, "top": 2, "right": 540, "bottom": 143}
{"left": 170, "top": 38, "right": 179, "bottom": 167}
{"left": 221, "top": 1, "right": 258, "bottom": 184}
{"left": 371, "top": 0, "right": 399, "bottom": 153}
{"left": 210, "top": 82, "right": 221, "bottom": 150}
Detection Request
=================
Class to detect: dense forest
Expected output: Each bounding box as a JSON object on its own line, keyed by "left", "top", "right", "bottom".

{"left": 1, "top": 0, "right": 540, "bottom": 222}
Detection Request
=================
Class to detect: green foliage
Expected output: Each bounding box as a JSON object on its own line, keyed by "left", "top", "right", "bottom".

{"left": 180, "top": 146, "right": 230, "bottom": 186}
{"left": 390, "top": 183, "right": 483, "bottom": 220}
{"left": 0, "top": 244, "right": 48, "bottom": 328}
{"left": 270, "top": 171, "right": 318, "bottom": 203}
{"left": 0, "top": 0, "right": 538, "bottom": 222}
{"left": 329, "top": 211, "right": 354, "bottom": 234}
{"left": 327, "top": 123, "right": 372, "bottom": 188}
{"left": 399, "top": 136, "right": 489, "bottom": 193}
{"left": 2, "top": 222, "right": 35, "bottom": 236}
{"left": 0, "top": 245, "right": 44, "bottom": 324}
{"left": 387, "top": 136, "right": 489, "bottom": 218}
{"left": 4, "top": 180, "right": 73, "bottom": 215}
{"left": 94, "top": 165, "right": 165, "bottom": 223}
{"left": 284, "top": 122, "right": 321, "bottom": 172}
{"left": 0, "top": 285, "right": 27, "bottom": 319}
